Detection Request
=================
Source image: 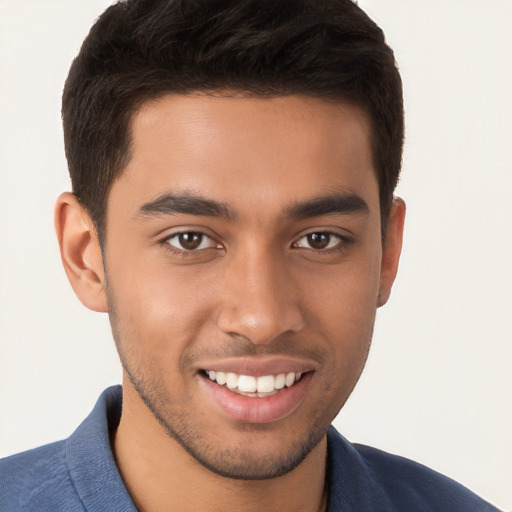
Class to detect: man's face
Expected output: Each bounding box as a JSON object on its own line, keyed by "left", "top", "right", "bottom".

{"left": 104, "top": 94, "right": 386, "bottom": 479}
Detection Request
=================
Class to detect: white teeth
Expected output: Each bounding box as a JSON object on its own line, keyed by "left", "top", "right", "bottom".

{"left": 205, "top": 369, "right": 305, "bottom": 394}
{"left": 257, "top": 375, "right": 275, "bottom": 393}
{"left": 285, "top": 372, "right": 296, "bottom": 387}
{"left": 274, "top": 373, "right": 286, "bottom": 390}
{"left": 226, "top": 372, "right": 238, "bottom": 389}
{"left": 238, "top": 375, "right": 257, "bottom": 393}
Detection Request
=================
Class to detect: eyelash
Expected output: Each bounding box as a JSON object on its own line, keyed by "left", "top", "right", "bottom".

{"left": 160, "top": 229, "right": 351, "bottom": 257}
{"left": 292, "top": 230, "right": 351, "bottom": 253}
{"left": 161, "top": 230, "right": 218, "bottom": 257}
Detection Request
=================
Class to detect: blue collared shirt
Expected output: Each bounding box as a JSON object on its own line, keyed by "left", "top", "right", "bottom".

{"left": 0, "top": 386, "right": 500, "bottom": 511}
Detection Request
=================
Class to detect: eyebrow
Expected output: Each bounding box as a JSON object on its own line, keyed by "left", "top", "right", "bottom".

{"left": 137, "top": 193, "right": 235, "bottom": 219}
{"left": 136, "top": 190, "right": 369, "bottom": 221}
{"left": 285, "top": 192, "right": 369, "bottom": 219}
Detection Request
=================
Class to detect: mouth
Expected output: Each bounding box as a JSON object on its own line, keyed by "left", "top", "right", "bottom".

{"left": 203, "top": 369, "right": 303, "bottom": 398}
{"left": 198, "top": 362, "right": 313, "bottom": 424}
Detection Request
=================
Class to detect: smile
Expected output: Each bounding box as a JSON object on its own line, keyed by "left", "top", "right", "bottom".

{"left": 204, "top": 370, "right": 303, "bottom": 397}
{"left": 197, "top": 357, "right": 315, "bottom": 423}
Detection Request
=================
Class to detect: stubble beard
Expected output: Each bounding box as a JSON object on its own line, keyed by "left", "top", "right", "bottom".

{"left": 122, "top": 358, "right": 327, "bottom": 480}
{"left": 105, "top": 291, "right": 329, "bottom": 481}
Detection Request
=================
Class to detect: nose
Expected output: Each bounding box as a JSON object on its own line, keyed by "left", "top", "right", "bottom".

{"left": 216, "top": 247, "right": 305, "bottom": 345}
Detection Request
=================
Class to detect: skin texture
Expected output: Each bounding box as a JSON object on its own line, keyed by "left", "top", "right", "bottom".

{"left": 55, "top": 94, "right": 405, "bottom": 512}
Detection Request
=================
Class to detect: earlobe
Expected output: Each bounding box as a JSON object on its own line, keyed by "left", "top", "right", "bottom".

{"left": 55, "top": 192, "right": 108, "bottom": 312}
{"left": 377, "top": 197, "right": 406, "bottom": 307}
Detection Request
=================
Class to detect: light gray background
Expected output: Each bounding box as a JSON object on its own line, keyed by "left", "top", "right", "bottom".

{"left": 0, "top": 1, "right": 511, "bottom": 509}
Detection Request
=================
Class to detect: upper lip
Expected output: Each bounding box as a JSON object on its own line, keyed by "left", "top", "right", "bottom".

{"left": 195, "top": 356, "right": 317, "bottom": 376}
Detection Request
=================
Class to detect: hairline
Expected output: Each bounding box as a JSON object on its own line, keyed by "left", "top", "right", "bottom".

{"left": 91, "top": 88, "right": 386, "bottom": 247}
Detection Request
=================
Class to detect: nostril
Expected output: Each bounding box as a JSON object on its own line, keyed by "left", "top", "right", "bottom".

{"left": 216, "top": 306, "right": 305, "bottom": 346}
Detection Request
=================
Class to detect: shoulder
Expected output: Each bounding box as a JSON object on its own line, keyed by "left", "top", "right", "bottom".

{"left": 0, "top": 441, "right": 85, "bottom": 511}
{"left": 353, "top": 443, "right": 499, "bottom": 511}
{"left": 326, "top": 427, "right": 500, "bottom": 512}
{"left": 0, "top": 386, "right": 134, "bottom": 512}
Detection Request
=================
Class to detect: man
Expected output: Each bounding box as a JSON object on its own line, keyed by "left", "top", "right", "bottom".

{"left": 0, "top": 0, "right": 501, "bottom": 511}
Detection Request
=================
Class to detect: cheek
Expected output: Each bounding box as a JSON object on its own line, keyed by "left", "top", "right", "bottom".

{"left": 304, "top": 253, "right": 381, "bottom": 380}
{"left": 308, "top": 253, "right": 381, "bottom": 330}
{"left": 106, "top": 257, "right": 217, "bottom": 365}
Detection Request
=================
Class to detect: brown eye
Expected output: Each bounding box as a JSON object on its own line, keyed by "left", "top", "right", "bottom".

{"left": 178, "top": 232, "right": 203, "bottom": 250}
{"left": 294, "top": 232, "right": 343, "bottom": 250}
{"left": 166, "top": 232, "right": 216, "bottom": 252}
{"left": 307, "top": 233, "right": 330, "bottom": 249}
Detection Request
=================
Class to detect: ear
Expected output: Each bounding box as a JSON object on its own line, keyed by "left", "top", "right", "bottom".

{"left": 377, "top": 197, "right": 406, "bottom": 307}
{"left": 55, "top": 192, "right": 108, "bottom": 312}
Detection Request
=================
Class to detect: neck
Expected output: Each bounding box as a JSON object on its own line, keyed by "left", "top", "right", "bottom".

{"left": 112, "top": 382, "right": 328, "bottom": 512}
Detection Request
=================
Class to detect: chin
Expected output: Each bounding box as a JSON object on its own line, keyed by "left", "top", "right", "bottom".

{"left": 167, "top": 426, "right": 327, "bottom": 480}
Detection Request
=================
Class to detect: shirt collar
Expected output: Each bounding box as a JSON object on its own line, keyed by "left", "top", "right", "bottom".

{"left": 66, "top": 385, "right": 137, "bottom": 512}
{"left": 66, "top": 385, "right": 385, "bottom": 512}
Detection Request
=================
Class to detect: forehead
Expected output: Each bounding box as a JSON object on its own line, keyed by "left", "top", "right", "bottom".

{"left": 112, "top": 93, "right": 378, "bottom": 219}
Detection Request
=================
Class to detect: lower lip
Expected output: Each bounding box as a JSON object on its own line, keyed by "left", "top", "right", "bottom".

{"left": 199, "top": 372, "right": 312, "bottom": 424}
